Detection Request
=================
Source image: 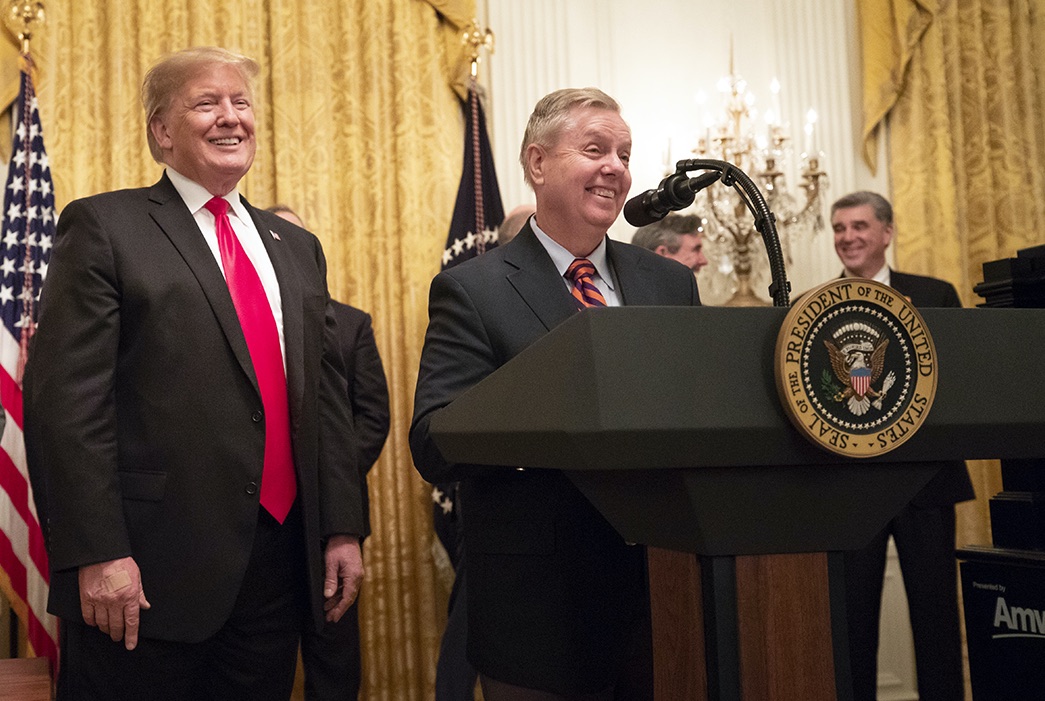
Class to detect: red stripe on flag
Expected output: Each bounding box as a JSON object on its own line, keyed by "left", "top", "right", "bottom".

{"left": 0, "top": 440, "right": 30, "bottom": 523}
{"left": 0, "top": 447, "right": 56, "bottom": 663}
{"left": 28, "top": 615, "right": 58, "bottom": 664}
{"left": 24, "top": 598, "right": 58, "bottom": 663}
{"left": 0, "top": 450, "right": 48, "bottom": 580}
{"left": 0, "top": 525, "right": 26, "bottom": 594}
{"left": 0, "top": 364, "right": 23, "bottom": 430}
{"left": 0, "top": 530, "right": 58, "bottom": 663}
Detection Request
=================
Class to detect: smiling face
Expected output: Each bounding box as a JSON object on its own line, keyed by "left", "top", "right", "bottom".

{"left": 526, "top": 106, "right": 632, "bottom": 255}
{"left": 150, "top": 63, "right": 256, "bottom": 196}
{"left": 832, "top": 203, "right": 893, "bottom": 278}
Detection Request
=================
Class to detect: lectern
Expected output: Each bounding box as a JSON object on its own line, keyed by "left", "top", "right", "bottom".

{"left": 429, "top": 305, "right": 1045, "bottom": 700}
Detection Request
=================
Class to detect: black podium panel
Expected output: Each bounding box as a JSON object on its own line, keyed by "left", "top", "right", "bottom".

{"left": 432, "top": 306, "right": 1045, "bottom": 470}
{"left": 430, "top": 306, "right": 1045, "bottom": 556}
{"left": 433, "top": 307, "right": 820, "bottom": 471}
{"left": 567, "top": 463, "right": 938, "bottom": 556}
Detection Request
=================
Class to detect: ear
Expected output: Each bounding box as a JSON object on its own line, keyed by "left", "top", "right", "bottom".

{"left": 883, "top": 222, "right": 895, "bottom": 247}
{"left": 654, "top": 245, "right": 670, "bottom": 257}
{"left": 150, "top": 115, "right": 173, "bottom": 152}
{"left": 525, "top": 143, "right": 547, "bottom": 187}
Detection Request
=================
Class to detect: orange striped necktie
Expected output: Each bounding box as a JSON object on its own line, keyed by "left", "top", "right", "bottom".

{"left": 565, "top": 258, "right": 607, "bottom": 310}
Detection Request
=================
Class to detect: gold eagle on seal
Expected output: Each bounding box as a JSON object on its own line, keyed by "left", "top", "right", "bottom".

{"left": 824, "top": 332, "right": 895, "bottom": 416}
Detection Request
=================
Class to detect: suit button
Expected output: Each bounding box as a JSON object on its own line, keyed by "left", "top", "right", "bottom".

{"left": 252, "top": 411, "right": 263, "bottom": 423}
{"left": 245, "top": 482, "right": 258, "bottom": 495}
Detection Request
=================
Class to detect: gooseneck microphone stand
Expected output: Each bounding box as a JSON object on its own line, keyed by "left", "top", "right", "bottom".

{"left": 673, "top": 158, "right": 791, "bottom": 307}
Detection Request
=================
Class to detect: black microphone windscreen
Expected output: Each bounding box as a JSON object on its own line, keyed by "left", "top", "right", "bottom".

{"left": 623, "top": 192, "right": 664, "bottom": 227}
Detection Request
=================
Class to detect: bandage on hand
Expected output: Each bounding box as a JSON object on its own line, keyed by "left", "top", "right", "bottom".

{"left": 101, "top": 570, "right": 133, "bottom": 593}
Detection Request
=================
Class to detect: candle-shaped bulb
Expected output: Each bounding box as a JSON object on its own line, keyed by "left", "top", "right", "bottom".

{"left": 805, "top": 108, "right": 819, "bottom": 154}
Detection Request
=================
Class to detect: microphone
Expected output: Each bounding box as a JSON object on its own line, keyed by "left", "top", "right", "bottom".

{"left": 623, "top": 170, "right": 721, "bottom": 227}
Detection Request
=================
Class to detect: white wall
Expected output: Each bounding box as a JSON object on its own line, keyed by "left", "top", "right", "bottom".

{"left": 480, "top": 0, "right": 887, "bottom": 302}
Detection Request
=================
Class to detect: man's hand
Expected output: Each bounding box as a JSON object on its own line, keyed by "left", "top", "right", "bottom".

{"left": 322, "top": 535, "right": 363, "bottom": 623}
{"left": 78, "top": 557, "right": 150, "bottom": 650}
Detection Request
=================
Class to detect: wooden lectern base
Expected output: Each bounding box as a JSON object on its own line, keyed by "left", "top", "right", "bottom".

{"left": 649, "top": 548, "right": 843, "bottom": 701}
{"left": 649, "top": 547, "right": 707, "bottom": 699}
{"left": 0, "top": 657, "right": 52, "bottom": 701}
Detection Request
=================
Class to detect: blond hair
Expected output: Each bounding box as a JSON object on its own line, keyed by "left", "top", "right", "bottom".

{"left": 141, "top": 47, "right": 259, "bottom": 163}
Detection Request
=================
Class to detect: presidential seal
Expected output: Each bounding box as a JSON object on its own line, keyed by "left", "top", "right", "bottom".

{"left": 774, "top": 278, "right": 939, "bottom": 457}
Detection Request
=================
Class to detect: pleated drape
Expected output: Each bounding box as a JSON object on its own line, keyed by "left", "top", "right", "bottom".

{"left": 859, "top": 0, "right": 1045, "bottom": 551}
{"left": 6, "top": 0, "right": 474, "bottom": 697}
{"left": 859, "top": 2, "right": 1045, "bottom": 694}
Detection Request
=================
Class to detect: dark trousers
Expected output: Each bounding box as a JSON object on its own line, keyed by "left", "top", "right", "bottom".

{"left": 300, "top": 583, "right": 362, "bottom": 700}
{"left": 436, "top": 566, "right": 477, "bottom": 700}
{"left": 434, "top": 481, "right": 478, "bottom": 701}
{"left": 843, "top": 504, "right": 964, "bottom": 701}
{"left": 477, "top": 606, "right": 652, "bottom": 701}
{"left": 57, "top": 507, "right": 308, "bottom": 701}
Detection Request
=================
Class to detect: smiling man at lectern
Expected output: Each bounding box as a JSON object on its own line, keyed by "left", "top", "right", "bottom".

{"left": 411, "top": 88, "right": 700, "bottom": 700}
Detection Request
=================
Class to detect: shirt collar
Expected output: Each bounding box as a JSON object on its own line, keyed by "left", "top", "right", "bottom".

{"left": 843, "top": 263, "right": 890, "bottom": 286}
{"left": 166, "top": 167, "right": 250, "bottom": 225}
{"left": 529, "top": 219, "right": 615, "bottom": 291}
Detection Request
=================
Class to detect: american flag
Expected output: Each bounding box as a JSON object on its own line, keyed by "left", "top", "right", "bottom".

{"left": 0, "top": 65, "right": 58, "bottom": 662}
{"left": 440, "top": 79, "right": 504, "bottom": 268}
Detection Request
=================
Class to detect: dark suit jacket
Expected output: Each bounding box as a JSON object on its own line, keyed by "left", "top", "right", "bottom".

{"left": 331, "top": 301, "right": 390, "bottom": 541}
{"left": 410, "top": 224, "right": 700, "bottom": 694}
{"left": 24, "top": 174, "right": 364, "bottom": 643}
{"left": 886, "top": 270, "right": 975, "bottom": 507}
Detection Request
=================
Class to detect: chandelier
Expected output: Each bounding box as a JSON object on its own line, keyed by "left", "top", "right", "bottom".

{"left": 682, "top": 59, "right": 828, "bottom": 306}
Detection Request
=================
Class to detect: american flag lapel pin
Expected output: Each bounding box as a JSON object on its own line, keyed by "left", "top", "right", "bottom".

{"left": 270, "top": 230, "right": 281, "bottom": 241}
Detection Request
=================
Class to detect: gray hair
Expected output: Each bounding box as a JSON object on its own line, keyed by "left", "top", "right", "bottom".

{"left": 142, "top": 47, "right": 260, "bottom": 163}
{"left": 631, "top": 213, "right": 703, "bottom": 253}
{"left": 519, "top": 88, "right": 622, "bottom": 187}
{"left": 830, "top": 191, "right": 893, "bottom": 226}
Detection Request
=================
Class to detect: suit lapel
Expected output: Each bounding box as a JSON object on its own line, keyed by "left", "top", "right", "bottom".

{"left": 147, "top": 175, "right": 259, "bottom": 392}
{"left": 501, "top": 228, "right": 665, "bottom": 322}
{"left": 607, "top": 238, "right": 660, "bottom": 306}
{"left": 502, "top": 226, "right": 577, "bottom": 331}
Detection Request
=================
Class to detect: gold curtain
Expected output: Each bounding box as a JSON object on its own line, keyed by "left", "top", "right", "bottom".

{"left": 858, "top": 0, "right": 1045, "bottom": 560}
{"left": 20, "top": 0, "right": 474, "bottom": 697}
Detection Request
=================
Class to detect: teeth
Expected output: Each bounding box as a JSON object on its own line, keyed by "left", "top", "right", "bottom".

{"left": 211, "top": 138, "right": 240, "bottom": 145}
{"left": 591, "top": 188, "right": 613, "bottom": 197}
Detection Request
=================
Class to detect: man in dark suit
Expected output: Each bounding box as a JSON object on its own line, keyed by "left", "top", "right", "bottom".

{"left": 831, "top": 191, "right": 973, "bottom": 701}
{"left": 268, "top": 204, "right": 391, "bottom": 701}
{"left": 410, "top": 88, "right": 700, "bottom": 701}
{"left": 24, "top": 47, "right": 364, "bottom": 700}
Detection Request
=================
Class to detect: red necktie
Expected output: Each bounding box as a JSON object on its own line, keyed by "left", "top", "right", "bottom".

{"left": 204, "top": 196, "right": 297, "bottom": 523}
{"left": 565, "top": 258, "right": 608, "bottom": 310}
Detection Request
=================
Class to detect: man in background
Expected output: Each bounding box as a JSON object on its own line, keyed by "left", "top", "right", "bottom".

{"left": 831, "top": 190, "right": 972, "bottom": 701}
{"left": 411, "top": 87, "right": 700, "bottom": 700}
{"left": 631, "top": 212, "right": 708, "bottom": 273}
{"left": 24, "top": 47, "right": 364, "bottom": 700}
{"left": 268, "top": 204, "right": 391, "bottom": 701}
{"left": 497, "top": 204, "right": 536, "bottom": 246}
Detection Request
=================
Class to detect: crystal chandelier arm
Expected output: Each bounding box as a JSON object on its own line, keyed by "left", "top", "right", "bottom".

{"left": 675, "top": 159, "right": 791, "bottom": 307}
